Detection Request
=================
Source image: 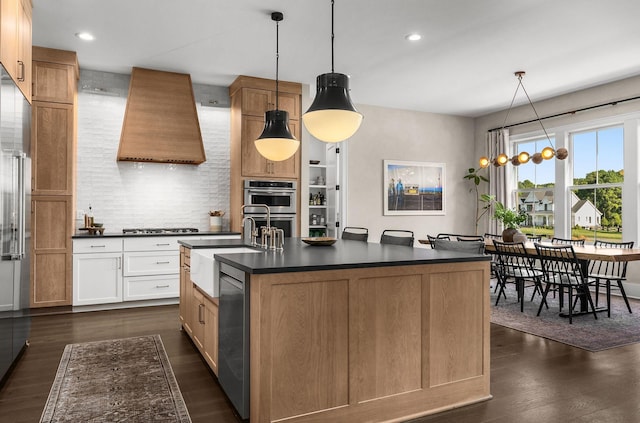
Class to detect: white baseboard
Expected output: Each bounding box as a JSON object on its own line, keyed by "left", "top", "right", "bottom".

{"left": 72, "top": 298, "right": 179, "bottom": 313}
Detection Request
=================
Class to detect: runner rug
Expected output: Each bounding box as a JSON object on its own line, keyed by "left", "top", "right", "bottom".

{"left": 40, "top": 334, "right": 191, "bottom": 423}
{"left": 491, "top": 285, "right": 640, "bottom": 352}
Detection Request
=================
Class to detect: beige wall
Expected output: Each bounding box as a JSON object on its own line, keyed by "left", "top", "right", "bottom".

{"left": 343, "top": 104, "right": 476, "bottom": 244}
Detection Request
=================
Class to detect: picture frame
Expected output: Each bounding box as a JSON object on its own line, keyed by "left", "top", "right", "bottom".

{"left": 383, "top": 160, "right": 445, "bottom": 215}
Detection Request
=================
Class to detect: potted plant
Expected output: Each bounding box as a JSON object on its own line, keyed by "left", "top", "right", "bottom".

{"left": 463, "top": 167, "right": 491, "bottom": 235}
{"left": 493, "top": 201, "right": 528, "bottom": 242}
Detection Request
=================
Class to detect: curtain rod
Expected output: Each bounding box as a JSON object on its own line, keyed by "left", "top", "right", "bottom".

{"left": 488, "top": 94, "right": 640, "bottom": 132}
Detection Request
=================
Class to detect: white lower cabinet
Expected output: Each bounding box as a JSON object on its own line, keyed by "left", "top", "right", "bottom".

{"left": 73, "top": 252, "right": 123, "bottom": 305}
{"left": 73, "top": 234, "right": 240, "bottom": 307}
{"left": 124, "top": 274, "right": 179, "bottom": 301}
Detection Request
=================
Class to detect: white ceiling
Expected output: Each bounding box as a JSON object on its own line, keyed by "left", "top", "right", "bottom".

{"left": 32, "top": 0, "right": 640, "bottom": 117}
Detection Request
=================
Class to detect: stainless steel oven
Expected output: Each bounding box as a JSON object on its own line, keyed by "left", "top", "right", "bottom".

{"left": 248, "top": 214, "right": 296, "bottom": 238}
{"left": 243, "top": 180, "right": 296, "bottom": 214}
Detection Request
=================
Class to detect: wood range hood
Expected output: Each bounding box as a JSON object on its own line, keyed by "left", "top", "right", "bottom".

{"left": 118, "top": 67, "right": 206, "bottom": 164}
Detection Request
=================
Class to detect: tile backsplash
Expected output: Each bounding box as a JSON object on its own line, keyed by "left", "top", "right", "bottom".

{"left": 76, "top": 69, "right": 231, "bottom": 233}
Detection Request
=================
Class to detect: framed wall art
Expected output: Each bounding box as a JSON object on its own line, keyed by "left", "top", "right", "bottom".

{"left": 383, "top": 160, "right": 445, "bottom": 215}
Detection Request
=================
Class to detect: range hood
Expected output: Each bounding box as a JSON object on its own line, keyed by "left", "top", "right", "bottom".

{"left": 118, "top": 67, "right": 206, "bottom": 164}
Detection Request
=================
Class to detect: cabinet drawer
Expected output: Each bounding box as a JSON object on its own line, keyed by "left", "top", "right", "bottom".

{"left": 123, "top": 251, "right": 179, "bottom": 277}
{"left": 73, "top": 238, "right": 123, "bottom": 254}
{"left": 124, "top": 275, "right": 179, "bottom": 301}
{"left": 123, "top": 236, "right": 180, "bottom": 252}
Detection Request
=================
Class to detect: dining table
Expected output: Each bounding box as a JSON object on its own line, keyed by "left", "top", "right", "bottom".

{"left": 419, "top": 238, "right": 640, "bottom": 316}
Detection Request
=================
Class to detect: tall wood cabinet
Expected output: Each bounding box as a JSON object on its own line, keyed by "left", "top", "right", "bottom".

{"left": 229, "top": 75, "right": 302, "bottom": 232}
{"left": 30, "top": 47, "right": 78, "bottom": 308}
{"left": 0, "top": 0, "right": 32, "bottom": 101}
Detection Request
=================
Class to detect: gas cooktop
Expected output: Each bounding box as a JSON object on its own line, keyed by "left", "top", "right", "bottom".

{"left": 122, "top": 228, "right": 199, "bottom": 235}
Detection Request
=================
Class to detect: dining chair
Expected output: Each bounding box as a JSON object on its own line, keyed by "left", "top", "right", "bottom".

{"left": 492, "top": 240, "right": 546, "bottom": 312}
{"left": 426, "top": 234, "right": 438, "bottom": 248}
{"left": 534, "top": 243, "right": 598, "bottom": 324}
{"left": 526, "top": 234, "right": 542, "bottom": 242}
{"left": 432, "top": 238, "right": 485, "bottom": 254}
{"left": 483, "top": 233, "right": 502, "bottom": 241}
{"left": 435, "top": 233, "right": 452, "bottom": 240}
{"left": 380, "top": 230, "right": 414, "bottom": 247}
{"left": 457, "top": 235, "right": 485, "bottom": 242}
{"left": 551, "top": 237, "right": 585, "bottom": 246}
{"left": 588, "top": 240, "right": 634, "bottom": 317}
{"left": 341, "top": 226, "right": 369, "bottom": 242}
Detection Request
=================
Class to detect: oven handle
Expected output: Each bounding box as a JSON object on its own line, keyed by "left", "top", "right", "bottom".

{"left": 246, "top": 189, "right": 295, "bottom": 195}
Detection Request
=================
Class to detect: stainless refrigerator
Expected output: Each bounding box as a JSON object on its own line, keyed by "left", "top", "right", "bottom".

{"left": 0, "top": 65, "right": 31, "bottom": 384}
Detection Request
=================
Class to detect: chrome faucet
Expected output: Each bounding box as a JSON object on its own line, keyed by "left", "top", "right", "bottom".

{"left": 241, "top": 216, "right": 257, "bottom": 246}
{"left": 242, "top": 204, "right": 271, "bottom": 248}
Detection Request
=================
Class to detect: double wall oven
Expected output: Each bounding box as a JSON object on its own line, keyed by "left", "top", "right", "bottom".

{"left": 243, "top": 180, "right": 297, "bottom": 237}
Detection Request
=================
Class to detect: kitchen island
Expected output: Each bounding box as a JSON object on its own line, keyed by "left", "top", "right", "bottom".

{"left": 181, "top": 238, "right": 492, "bottom": 423}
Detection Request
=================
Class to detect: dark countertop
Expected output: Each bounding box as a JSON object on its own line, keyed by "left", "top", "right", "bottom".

{"left": 212, "top": 238, "right": 491, "bottom": 275}
{"left": 72, "top": 231, "right": 241, "bottom": 239}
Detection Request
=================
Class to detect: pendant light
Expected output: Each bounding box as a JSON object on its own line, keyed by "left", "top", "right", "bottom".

{"left": 478, "top": 71, "right": 568, "bottom": 168}
{"left": 255, "top": 12, "right": 300, "bottom": 162}
{"left": 302, "top": 0, "right": 363, "bottom": 143}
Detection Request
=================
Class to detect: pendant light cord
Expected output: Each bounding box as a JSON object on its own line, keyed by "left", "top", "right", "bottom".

{"left": 331, "top": 0, "right": 335, "bottom": 73}
{"left": 501, "top": 73, "right": 553, "bottom": 148}
{"left": 275, "top": 17, "right": 280, "bottom": 110}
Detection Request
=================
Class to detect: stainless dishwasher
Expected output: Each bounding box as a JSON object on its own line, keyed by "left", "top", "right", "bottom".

{"left": 218, "top": 262, "right": 250, "bottom": 420}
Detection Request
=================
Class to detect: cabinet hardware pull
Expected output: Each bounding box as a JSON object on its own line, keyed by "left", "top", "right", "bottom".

{"left": 156, "top": 284, "right": 170, "bottom": 288}
{"left": 156, "top": 261, "right": 170, "bottom": 264}
{"left": 90, "top": 245, "right": 106, "bottom": 248}
{"left": 117, "top": 257, "right": 121, "bottom": 269}
{"left": 156, "top": 243, "right": 171, "bottom": 246}
{"left": 17, "top": 61, "right": 24, "bottom": 81}
{"left": 199, "top": 303, "right": 205, "bottom": 323}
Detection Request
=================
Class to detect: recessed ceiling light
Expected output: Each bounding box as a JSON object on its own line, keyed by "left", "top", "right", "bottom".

{"left": 405, "top": 33, "right": 422, "bottom": 42}
{"left": 75, "top": 32, "right": 95, "bottom": 41}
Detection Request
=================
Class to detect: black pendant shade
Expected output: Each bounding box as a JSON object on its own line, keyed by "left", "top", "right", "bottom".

{"left": 302, "top": 1, "right": 363, "bottom": 143}
{"left": 307, "top": 73, "right": 358, "bottom": 112}
{"left": 254, "top": 11, "right": 300, "bottom": 162}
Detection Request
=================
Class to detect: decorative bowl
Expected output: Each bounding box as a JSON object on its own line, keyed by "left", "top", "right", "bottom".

{"left": 301, "top": 237, "right": 337, "bottom": 246}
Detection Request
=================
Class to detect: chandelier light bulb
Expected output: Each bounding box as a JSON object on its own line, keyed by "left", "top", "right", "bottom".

{"left": 517, "top": 151, "right": 530, "bottom": 164}
{"left": 510, "top": 156, "right": 521, "bottom": 166}
{"left": 541, "top": 146, "right": 555, "bottom": 160}
{"left": 496, "top": 153, "right": 509, "bottom": 166}
{"left": 479, "top": 156, "right": 490, "bottom": 168}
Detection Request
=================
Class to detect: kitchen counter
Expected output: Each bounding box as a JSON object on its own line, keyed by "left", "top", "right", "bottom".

{"left": 207, "top": 237, "right": 490, "bottom": 274}
{"left": 73, "top": 231, "right": 240, "bottom": 239}
{"left": 212, "top": 238, "right": 491, "bottom": 422}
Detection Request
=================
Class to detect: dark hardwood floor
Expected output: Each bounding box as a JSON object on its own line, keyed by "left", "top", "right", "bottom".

{"left": 2, "top": 305, "right": 640, "bottom": 422}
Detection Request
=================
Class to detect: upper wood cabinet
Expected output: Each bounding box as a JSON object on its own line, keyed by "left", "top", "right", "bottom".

{"left": 31, "top": 101, "right": 74, "bottom": 195}
{"left": 242, "top": 88, "right": 300, "bottom": 120}
{"left": 228, "top": 75, "right": 302, "bottom": 232}
{"left": 0, "top": 0, "right": 32, "bottom": 101}
{"left": 230, "top": 75, "right": 302, "bottom": 180}
{"left": 32, "top": 54, "right": 77, "bottom": 104}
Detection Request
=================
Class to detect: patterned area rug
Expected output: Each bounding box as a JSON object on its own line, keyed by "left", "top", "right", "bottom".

{"left": 40, "top": 335, "right": 191, "bottom": 423}
{"left": 491, "top": 284, "right": 640, "bottom": 352}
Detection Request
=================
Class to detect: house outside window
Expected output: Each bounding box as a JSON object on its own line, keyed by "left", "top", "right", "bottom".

{"left": 569, "top": 126, "right": 623, "bottom": 243}
{"left": 514, "top": 137, "right": 555, "bottom": 238}
{"left": 511, "top": 125, "right": 624, "bottom": 244}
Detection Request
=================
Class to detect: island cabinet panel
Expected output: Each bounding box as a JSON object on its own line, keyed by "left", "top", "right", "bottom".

{"left": 353, "top": 274, "right": 422, "bottom": 402}
{"left": 249, "top": 261, "right": 491, "bottom": 423}
{"left": 428, "top": 268, "right": 485, "bottom": 386}
{"left": 268, "top": 279, "right": 349, "bottom": 420}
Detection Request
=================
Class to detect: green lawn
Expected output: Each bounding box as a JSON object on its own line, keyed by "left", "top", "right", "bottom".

{"left": 521, "top": 226, "right": 622, "bottom": 243}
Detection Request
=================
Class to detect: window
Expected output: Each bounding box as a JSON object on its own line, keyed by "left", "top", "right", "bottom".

{"left": 569, "top": 126, "right": 623, "bottom": 243}
{"left": 514, "top": 137, "right": 555, "bottom": 237}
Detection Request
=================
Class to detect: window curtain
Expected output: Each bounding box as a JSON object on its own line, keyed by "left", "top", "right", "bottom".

{"left": 487, "top": 128, "right": 510, "bottom": 235}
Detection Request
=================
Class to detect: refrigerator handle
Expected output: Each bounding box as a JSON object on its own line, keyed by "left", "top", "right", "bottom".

{"left": 15, "top": 153, "right": 26, "bottom": 260}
